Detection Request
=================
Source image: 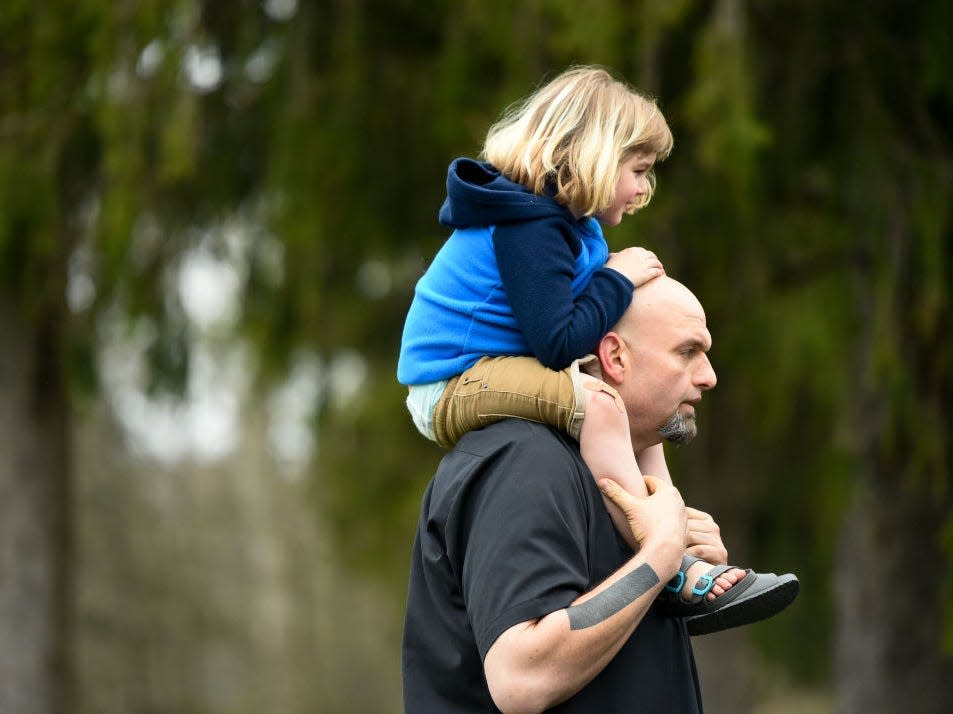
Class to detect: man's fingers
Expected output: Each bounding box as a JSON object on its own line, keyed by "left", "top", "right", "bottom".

{"left": 686, "top": 543, "right": 729, "bottom": 565}
{"left": 684, "top": 506, "right": 727, "bottom": 564}
{"left": 600, "top": 475, "right": 681, "bottom": 506}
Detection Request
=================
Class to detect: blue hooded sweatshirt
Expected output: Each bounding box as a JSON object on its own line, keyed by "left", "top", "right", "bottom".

{"left": 396, "top": 158, "right": 634, "bottom": 385}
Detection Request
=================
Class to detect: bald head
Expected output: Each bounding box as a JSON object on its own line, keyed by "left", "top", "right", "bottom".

{"left": 613, "top": 276, "right": 707, "bottom": 345}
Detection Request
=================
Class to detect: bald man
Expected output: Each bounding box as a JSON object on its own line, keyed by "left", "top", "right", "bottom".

{"left": 402, "top": 277, "right": 788, "bottom": 713}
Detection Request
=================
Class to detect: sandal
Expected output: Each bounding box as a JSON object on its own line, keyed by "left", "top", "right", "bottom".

{"left": 659, "top": 555, "right": 800, "bottom": 636}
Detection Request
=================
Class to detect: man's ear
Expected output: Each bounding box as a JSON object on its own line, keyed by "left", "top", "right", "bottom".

{"left": 597, "top": 331, "right": 629, "bottom": 385}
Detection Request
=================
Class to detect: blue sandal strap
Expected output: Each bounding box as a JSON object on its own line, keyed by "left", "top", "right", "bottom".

{"left": 690, "top": 564, "right": 731, "bottom": 601}
{"left": 665, "top": 555, "right": 704, "bottom": 594}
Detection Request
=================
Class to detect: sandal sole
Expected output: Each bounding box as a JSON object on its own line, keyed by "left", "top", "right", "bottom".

{"left": 685, "top": 574, "right": 800, "bottom": 636}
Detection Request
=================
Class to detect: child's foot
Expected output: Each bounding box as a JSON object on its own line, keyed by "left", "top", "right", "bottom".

{"left": 665, "top": 557, "right": 743, "bottom": 603}
{"left": 680, "top": 559, "right": 746, "bottom": 602}
{"left": 660, "top": 555, "right": 800, "bottom": 636}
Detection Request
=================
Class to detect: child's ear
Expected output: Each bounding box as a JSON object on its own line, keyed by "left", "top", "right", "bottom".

{"left": 597, "top": 332, "right": 628, "bottom": 384}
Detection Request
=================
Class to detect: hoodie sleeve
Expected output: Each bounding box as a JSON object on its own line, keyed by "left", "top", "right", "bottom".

{"left": 492, "top": 218, "right": 635, "bottom": 370}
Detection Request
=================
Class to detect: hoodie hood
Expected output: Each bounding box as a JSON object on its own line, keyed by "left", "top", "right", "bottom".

{"left": 438, "top": 157, "right": 572, "bottom": 228}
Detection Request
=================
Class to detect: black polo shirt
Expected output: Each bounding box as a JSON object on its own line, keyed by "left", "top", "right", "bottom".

{"left": 402, "top": 420, "right": 703, "bottom": 712}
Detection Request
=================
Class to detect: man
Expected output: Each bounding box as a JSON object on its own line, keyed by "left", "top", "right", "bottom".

{"left": 402, "top": 276, "right": 730, "bottom": 712}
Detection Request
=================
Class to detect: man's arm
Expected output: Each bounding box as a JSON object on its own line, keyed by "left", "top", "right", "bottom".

{"left": 483, "top": 476, "right": 687, "bottom": 714}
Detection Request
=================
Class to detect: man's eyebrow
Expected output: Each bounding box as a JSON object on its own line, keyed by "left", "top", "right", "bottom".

{"left": 677, "top": 336, "right": 712, "bottom": 352}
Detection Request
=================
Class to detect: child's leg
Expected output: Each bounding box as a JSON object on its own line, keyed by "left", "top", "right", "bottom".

{"left": 432, "top": 356, "right": 580, "bottom": 447}
{"left": 634, "top": 443, "right": 672, "bottom": 485}
{"left": 578, "top": 378, "right": 645, "bottom": 495}
{"left": 576, "top": 377, "right": 648, "bottom": 548}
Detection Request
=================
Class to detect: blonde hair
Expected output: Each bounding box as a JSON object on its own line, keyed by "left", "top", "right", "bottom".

{"left": 482, "top": 66, "right": 674, "bottom": 217}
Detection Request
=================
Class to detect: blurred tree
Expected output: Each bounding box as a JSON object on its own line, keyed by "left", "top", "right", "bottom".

{"left": 74, "top": 408, "right": 404, "bottom": 714}
{"left": 0, "top": 1, "right": 294, "bottom": 710}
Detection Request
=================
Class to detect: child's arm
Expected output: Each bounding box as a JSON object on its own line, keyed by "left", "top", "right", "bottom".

{"left": 494, "top": 220, "right": 659, "bottom": 370}
{"left": 634, "top": 443, "right": 671, "bottom": 484}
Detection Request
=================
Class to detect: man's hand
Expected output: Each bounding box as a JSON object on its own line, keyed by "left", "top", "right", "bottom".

{"left": 599, "top": 476, "right": 687, "bottom": 571}
{"left": 685, "top": 507, "right": 728, "bottom": 565}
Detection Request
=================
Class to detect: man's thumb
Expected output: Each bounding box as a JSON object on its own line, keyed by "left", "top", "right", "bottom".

{"left": 642, "top": 474, "right": 662, "bottom": 495}
{"left": 598, "top": 479, "right": 618, "bottom": 497}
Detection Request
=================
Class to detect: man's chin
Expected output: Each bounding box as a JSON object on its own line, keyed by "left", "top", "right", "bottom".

{"left": 658, "top": 413, "right": 697, "bottom": 445}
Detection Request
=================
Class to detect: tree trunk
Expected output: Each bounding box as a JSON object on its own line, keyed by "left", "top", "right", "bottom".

{"left": 0, "top": 301, "right": 71, "bottom": 714}
{"left": 836, "top": 474, "right": 953, "bottom": 713}
{"left": 836, "top": 182, "right": 953, "bottom": 710}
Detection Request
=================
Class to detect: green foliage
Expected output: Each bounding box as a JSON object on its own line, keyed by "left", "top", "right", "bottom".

{"left": 683, "top": 0, "right": 769, "bottom": 208}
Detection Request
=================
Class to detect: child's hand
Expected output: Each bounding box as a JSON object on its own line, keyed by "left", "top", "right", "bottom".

{"left": 605, "top": 247, "right": 664, "bottom": 287}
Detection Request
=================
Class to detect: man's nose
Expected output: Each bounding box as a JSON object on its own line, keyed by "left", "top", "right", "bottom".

{"left": 696, "top": 355, "right": 717, "bottom": 390}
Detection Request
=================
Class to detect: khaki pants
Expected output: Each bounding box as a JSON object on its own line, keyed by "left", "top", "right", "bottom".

{"left": 431, "top": 354, "right": 608, "bottom": 448}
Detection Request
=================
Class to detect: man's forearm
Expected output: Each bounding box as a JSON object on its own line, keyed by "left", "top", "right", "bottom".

{"left": 566, "top": 562, "right": 659, "bottom": 629}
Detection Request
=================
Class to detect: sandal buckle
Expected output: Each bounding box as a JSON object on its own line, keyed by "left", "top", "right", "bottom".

{"left": 691, "top": 574, "right": 716, "bottom": 598}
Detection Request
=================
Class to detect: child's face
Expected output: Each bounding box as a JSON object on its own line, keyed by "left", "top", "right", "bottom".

{"left": 596, "top": 152, "right": 656, "bottom": 227}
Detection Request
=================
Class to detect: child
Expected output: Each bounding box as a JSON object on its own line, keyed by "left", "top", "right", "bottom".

{"left": 397, "top": 66, "right": 798, "bottom": 635}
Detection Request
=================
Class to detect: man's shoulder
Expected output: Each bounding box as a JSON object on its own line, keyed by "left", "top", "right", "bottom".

{"left": 431, "top": 420, "right": 584, "bottom": 499}
{"left": 456, "top": 419, "right": 580, "bottom": 460}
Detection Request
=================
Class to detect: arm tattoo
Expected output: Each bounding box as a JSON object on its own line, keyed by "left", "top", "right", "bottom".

{"left": 566, "top": 563, "right": 660, "bottom": 630}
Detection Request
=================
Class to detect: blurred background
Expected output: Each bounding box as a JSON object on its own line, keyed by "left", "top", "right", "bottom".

{"left": 1, "top": 0, "right": 951, "bottom": 712}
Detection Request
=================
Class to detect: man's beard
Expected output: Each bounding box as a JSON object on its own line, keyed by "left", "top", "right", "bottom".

{"left": 658, "top": 411, "right": 697, "bottom": 445}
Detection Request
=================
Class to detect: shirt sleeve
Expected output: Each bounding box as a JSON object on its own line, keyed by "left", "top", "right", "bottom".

{"left": 492, "top": 217, "right": 634, "bottom": 370}
{"left": 453, "top": 424, "right": 594, "bottom": 660}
